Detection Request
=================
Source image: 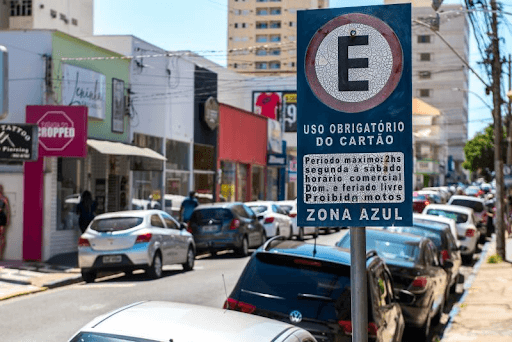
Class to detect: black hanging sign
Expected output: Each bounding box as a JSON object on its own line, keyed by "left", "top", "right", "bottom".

{"left": 0, "top": 123, "right": 38, "bottom": 161}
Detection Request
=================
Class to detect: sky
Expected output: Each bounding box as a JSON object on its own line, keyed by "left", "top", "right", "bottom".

{"left": 94, "top": 0, "right": 512, "bottom": 140}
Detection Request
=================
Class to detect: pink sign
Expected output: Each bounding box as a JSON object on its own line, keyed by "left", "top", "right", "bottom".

{"left": 26, "top": 105, "right": 88, "bottom": 157}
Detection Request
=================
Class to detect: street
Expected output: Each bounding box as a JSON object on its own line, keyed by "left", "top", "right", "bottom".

{"left": 0, "top": 230, "right": 490, "bottom": 342}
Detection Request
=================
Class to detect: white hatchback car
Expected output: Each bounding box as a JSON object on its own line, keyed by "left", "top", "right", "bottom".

{"left": 246, "top": 201, "right": 293, "bottom": 239}
{"left": 286, "top": 199, "right": 318, "bottom": 240}
{"left": 78, "top": 210, "right": 195, "bottom": 283}
{"left": 422, "top": 204, "right": 480, "bottom": 263}
{"left": 68, "top": 301, "right": 318, "bottom": 342}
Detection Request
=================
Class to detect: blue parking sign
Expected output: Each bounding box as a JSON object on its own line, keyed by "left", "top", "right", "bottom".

{"left": 297, "top": 4, "right": 412, "bottom": 227}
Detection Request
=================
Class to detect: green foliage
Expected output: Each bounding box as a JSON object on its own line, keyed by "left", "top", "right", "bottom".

{"left": 487, "top": 254, "right": 503, "bottom": 264}
{"left": 463, "top": 124, "right": 507, "bottom": 172}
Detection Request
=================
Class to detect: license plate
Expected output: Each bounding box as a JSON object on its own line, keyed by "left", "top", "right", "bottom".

{"left": 103, "top": 255, "right": 122, "bottom": 264}
{"left": 202, "top": 225, "right": 219, "bottom": 233}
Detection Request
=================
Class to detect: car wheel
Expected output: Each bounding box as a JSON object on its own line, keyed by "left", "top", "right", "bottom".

{"left": 432, "top": 292, "right": 446, "bottom": 325}
{"left": 261, "top": 231, "right": 267, "bottom": 244}
{"left": 82, "top": 270, "right": 96, "bottom": 283}
{"left": 418, "top": 309, "right": 432, "bottom": 342}
{"left": 450, "top": 273, "right": 460, "bottom": 293}
{"left": 276, "top": 227, "right": 280, "bottom": 237}
{"left": 182, "top": 247, "right": 195, "bottom": 272}
{"left": 462, "top": 253, "right": 474, "bottom": 264}
{"left": 236, "top": 236, "right": 249, "bottom": 257}
{"left": 147, "top": 252, "right": 163, "bottom": 279}
{"left": 298, "top": 227, "right": 305, "bottom": 241}
{"left": 288, "top": 225, "right": 293, "bottom": 240}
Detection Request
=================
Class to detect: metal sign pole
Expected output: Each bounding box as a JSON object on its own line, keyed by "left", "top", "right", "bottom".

{"left": 350, "top": 227, "right": 367, "bottom": 342}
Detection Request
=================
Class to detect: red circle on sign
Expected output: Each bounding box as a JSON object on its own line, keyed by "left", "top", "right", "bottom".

{"left": 305, "top": 13, "right": 403, "bottom": 113}
{"left": 37, "top": 111, "right": 75, "bottom": 151}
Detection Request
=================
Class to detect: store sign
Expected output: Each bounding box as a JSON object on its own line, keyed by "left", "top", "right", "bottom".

{"left": 112, "top": 78, "right": 125, "bottom": 133}
{"left": 0, "top": 124, "right": 38, "bottom": 161}
{"left": 268, "top": 119, "right": 283, "bottom": 154}
{"left": 204, "top": 96, "right": 219, "bottom": 130}
{"left": 297, "top": 5, "right": 412, "bottom": 227}
{"left": 267, "top": 153, "right": 287, "bottom": 166}
{"left": 61, "top": 64, "right": 106, "bottom": 120}
{"left": 283, "top": 92, "right": 297, "bottom": 132}
{"left": 253, "top": 91, "right": 282, "bottom": 120}
{"left": 26, "top": 105, "right": 88, "bottom": 157}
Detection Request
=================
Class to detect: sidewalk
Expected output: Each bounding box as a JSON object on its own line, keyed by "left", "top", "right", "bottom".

{"left": 442, "top": 236, "right": 512, "bottom": 342}
{"left": 0, "top": 252, "right": 82, "bottom": 301}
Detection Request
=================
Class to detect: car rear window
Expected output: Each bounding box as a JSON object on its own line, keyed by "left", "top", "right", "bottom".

{"left": 450, "top": 199, "right": 484, "bottom": 213}
{"left": 90, "top": 217, "right": 143, "bottom": 232}
{"left": 247, "top": 205, "right": 267, "bottom": 214}
{"left": 396, "top": 226, "right": 443, "bottom": 249}
{"left": 338, "top": 236, "right": 419, "bottom": 262}
{"left": 190, "top": 208, "right": 233, "bottom": 222}
{"left": 279, "top": 205, "right": 293, "bottom": 213}
{"left": 426, "top": 209, "right": 468, "bottom": 224}
{"left": 70, "top": 332, "right": 159, "bottom": 342}
{"left": 413, "top": 194, "right": 427, "bottom": 201}
{"left": 239, "top": 253, "right": 355, "bottom": 321}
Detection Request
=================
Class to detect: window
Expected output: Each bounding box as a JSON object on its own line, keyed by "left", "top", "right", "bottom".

{"left": 270, "top": 61, "right": 281, "bottom": 69}
{"left": 288, "top": 49, "right": 296, "bottom": 55}
{"left": 151, "top": 215, "right": 165, "bottom": 228}
{"left": 256, "top": 21, "right": 268, "bottom": 29}
{"left": 233, "top": 63, "right": 238, "bottom": 68}
{"left": 291, "top": 62, "right": 296, "bottom": 67}
{"left": 72, "top": 18, "right": 78, "bottom": 26}
{"left": 256, "top": 8, "right": 268, "bottom": 15}
{"left": 289, "top": 21, "right": 296, "bottom": 27}
{"left": 270, "top": 8, "right": 281, "bottom": 15}
{"left": 234, "top": 9, "right": 241, "bottom": 15}
{"left": 270, "top": 21, "right": 281, "bottom": 28}
{"left": 256, "top": 49, "right": 267, "bottom": 56}
{"left": 420, "top": 53, "right": 431, "bottom": 61}
{"left": 418, "top": 35, "right": 431, "bottom": 43}
{"left": 419, "top": 71, "right": 431, "bottom": 79}
{"left": 242, "top": 23, "right": 246, "bottom": 28}
{"left": 234, "top": 23, "right": 238, "bottom": 28}
{"left": 270, "top": 35, "right": 281, "bottom": 42}
{"left": 269, "top": 48, "right": 280, "bottom": 55}
{"left": 242, "top": 9, "right": 250, "bottom": 15}
{"left": 10, "top": 0, "right": 32, "bottom": 16}
{"left": 419, "top": 89, "right": 431, "bottom": 97}
{"left": 288, "top": 35, "right": 296, "bottom": 41}
{"left": 256, "top": 35, "right": 268, "bottom": 42}
{"left": 162, "top": 213, "right": 179, "bottom": 229}
{"left": 256, "top": 62, "right": 268, "bottom": 69}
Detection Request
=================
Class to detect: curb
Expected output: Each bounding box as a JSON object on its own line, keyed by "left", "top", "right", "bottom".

{"left": 42, "top": 274, "right": 84, "bottom": 289}
{"left": 440, "top": 235, "right": 494, "bottom": 339}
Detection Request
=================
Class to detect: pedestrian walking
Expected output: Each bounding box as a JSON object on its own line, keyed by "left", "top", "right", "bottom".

{"left": 0, "top": 184, "right": 10, "bottom": 260}
{"left": 180, "top": 191, "right": 199, "bottom": 223}
{"left": 76, "top": 190, "right": 97, "bottom": 234}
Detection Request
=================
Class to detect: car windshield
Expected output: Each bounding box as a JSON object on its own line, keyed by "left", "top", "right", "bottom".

{"left": 70, "top": 332, "right": 159, "bottom": 342}
{"left": 280, "top": 205, "right": 293, "bottom": 213}
{"left": 190, "top": 208, "right": 233, "bottom": 222}
{"left": 450, "top": 199, "right": 484, "bottom": 213}
{"left": 247, "top": 205, "right": 268, "bottom": 214}
{"left": 338, "top": 235, "right": 419, "bottom": 262}
{"left": 90, "top": 217, "right": 143, "bottom": 232}
{"left": 413, "top": 194, "right": 427, "bottom": 201}
{"left": 426, "top": 209, "right": 468, "bottom": 224}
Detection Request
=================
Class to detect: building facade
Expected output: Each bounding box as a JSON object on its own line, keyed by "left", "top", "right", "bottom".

{"left": 0, "top": 0, "right": 93, "bottom": 36}
{"left": 227, "top": 0, "right": 328, "bottom": 76}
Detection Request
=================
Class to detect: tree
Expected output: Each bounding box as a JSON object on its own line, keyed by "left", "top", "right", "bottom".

{"left": 463, "top": 124, "right": 506, "bottom": 174}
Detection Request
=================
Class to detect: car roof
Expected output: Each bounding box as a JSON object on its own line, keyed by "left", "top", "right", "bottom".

{"left": 93, "top": 210, "right": 164, "bottom": 220}
{"left": 449, "top": 195, "right": 485, "bottom": 203}
{"left": 363, "top": 227, "right": 424, "bottom": 245}
{"left": 414, "top": 213, "right": 455, "bottom": 225}
{"left": 245, "top": 201, "right": 276, "bottom": 206}
{"left": 424, "top": 204, "right": 474, "bottom": 214}
{"left": 79, "top": 301, "right": 306, "bottom": 342}
{"left": 195, "top": 202, "right": 243, "bottom": 210}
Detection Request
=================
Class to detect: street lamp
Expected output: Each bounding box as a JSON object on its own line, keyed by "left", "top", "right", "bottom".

{"left": 452, "top": 87, "right": 493, "bottom": 111}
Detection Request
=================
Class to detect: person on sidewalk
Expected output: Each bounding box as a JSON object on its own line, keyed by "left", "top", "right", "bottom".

{"left": 0, "top": 184, "right": 10, "bottom": 260}
{"left": 76, "top": 190, "right": 97, "bottom": 234}
{"left": 180, "top": 191, "right": 199, "bottom": 223}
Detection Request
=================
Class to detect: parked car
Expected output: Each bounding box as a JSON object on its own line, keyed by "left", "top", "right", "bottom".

{"left": 225, "top": 237, "right": 409, "bottom": 342}
{"left": 421, "top": 187, "right": 450, "bottom": 203}
{"left": 275, "top": 200, "right": 295, "bottom": 214}
{"left": 463, "top": 185, "right": 481, "bottom": 197}
{"left": 447, "top": 195, "right": 488, "bottom": 240}
{"left": 78, "top": 210, "right": 195, "bottom": 283}
{"left": 413, "top": 213, "right": 460, "bottom": 247}
{"left": 384, "top": 223, "right": 462, "bottom": 294}
{"left": 286, "top": 199, "right": 318, "bottom": 240}
{"left": 187, "top": 202, "right": 266, "bottom": 257}
{"left": 417, "top": 190, "right": 444, "bottom": 204}
{"left": 337, "top": 229, "right": 450, "bottom": 340}
{"left": 413, "top": 192, "right": 436, "bottom": 213}
{"left": 163, "top": 194, "right": 185, "bottom": 218}
{"left": 68, "top": 301, "right": 318, "bottom": 342}
{"left": 245, "top": 201, "right": 293, "bottom": 239}
{"left": 422, "top": 204, "right": 480, "bottom": 263}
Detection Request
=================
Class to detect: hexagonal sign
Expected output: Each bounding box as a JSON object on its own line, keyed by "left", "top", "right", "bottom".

{"left": 26, "top": 105, "right": 88, "bottom": 157}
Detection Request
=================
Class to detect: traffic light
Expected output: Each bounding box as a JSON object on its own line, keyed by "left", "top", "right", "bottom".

{"left": 432, "top": 0, "right": 444, "bottom": 11}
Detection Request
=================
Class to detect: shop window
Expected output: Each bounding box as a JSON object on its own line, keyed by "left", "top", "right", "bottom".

{"left": 10, "top": 0, "right": 32, "bottom": 16}
{"left": 134, "top": 133, "right": 162, "bottom": 153}
{"left": 166, "top": 172, "right": 190, "bottom": 196}
{"left": 237, "top": 164, "right": 248, "bottom": 202}
{"left": 193, "top": 144, "right": 215, "bottom": 171}
{"left": 57, "top": 158, "right": 85, "bottom": 231}
{"left": 221, "top": 161, "right": 236, "bottom": 202}
{"left": 266, "top": 168, "right": 278, "bottom": 200}
{"left": 252, "top": 165, "right": 265, "bottom": 201}
{"left": 194, "top": 173, "right": 214, "bottom": 203}
{"left": 166, "top": 139, "right": 189, "bottom": 171}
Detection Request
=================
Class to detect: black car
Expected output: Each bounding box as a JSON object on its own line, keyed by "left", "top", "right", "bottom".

{"left": 384, "top": 223, "right": 462, "bottom": 294}
{"left": 225, "top": 237, "right": 409, "bottom": 342}
{"left": 188, "top": 202, "right": 266, "bottom": 256}
{"left": 337, "top": 229, "right": 450, "bottom": 341}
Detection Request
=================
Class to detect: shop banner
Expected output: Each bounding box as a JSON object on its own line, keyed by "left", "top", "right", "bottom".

{"left": 267, "top": 119, "right": 283, "bottom": 154}
{"left": 62, "top": 64, "right": 106, "bottom": 120}
{"left": 0, "top": 123, "right": 38, "bottom": 161}
{"left": 267, "top": 153, "right": 287, "bottom": 166}
{"left": 26, "top": 105, "right": 88, "bottom": 157}
{"left": 112, "top": 78, "right": 125, "bottom": 133}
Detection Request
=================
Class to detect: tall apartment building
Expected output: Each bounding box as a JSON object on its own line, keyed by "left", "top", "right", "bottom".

{"left": 385, "top": 0, "right": 470, "bottom": 182}
{"left": 227, "top": 0, "right": 328, "bottom": 76}
{"left": 0, "top": 0, "right": 93, "bottom": 36}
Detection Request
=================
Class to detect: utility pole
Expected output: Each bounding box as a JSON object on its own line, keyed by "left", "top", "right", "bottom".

{"left": 507, "top": 55, "right": 511, "bottom": 165}
{"left": 490, "top": 0, "right": 505, "bottom": 259}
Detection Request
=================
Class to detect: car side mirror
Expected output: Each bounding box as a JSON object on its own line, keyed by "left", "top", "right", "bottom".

{"left": 397, "top": 289, "right": 415, "bottom": 305}
{"left": 257, "top": 215, "right": 264, "bottom": 221}
{"left": 180, "top": 222, "right": 187, "bottom": 230}
{"left": 442, "top": 260, "right": 454, "bottom": 269}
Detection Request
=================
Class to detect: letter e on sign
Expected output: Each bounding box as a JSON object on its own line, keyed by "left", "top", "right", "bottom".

{"left": 305, "top": 13, "right": 403, "bottom": 113}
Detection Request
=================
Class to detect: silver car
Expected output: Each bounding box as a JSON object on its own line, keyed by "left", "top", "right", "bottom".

{"left": 68, "top": 301, "right": 318, "bottom": 342}
{"left": 78, "top": 210, "right": 195, "bottom": 283}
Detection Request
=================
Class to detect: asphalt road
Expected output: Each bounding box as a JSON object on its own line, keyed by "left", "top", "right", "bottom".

{"left": 0, "top": 229, "right": 486, "bottom": 342}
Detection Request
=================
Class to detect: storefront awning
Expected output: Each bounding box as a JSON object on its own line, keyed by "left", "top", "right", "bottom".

{"left": 87, "top": 139, "right": 167, "bottom": 161}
